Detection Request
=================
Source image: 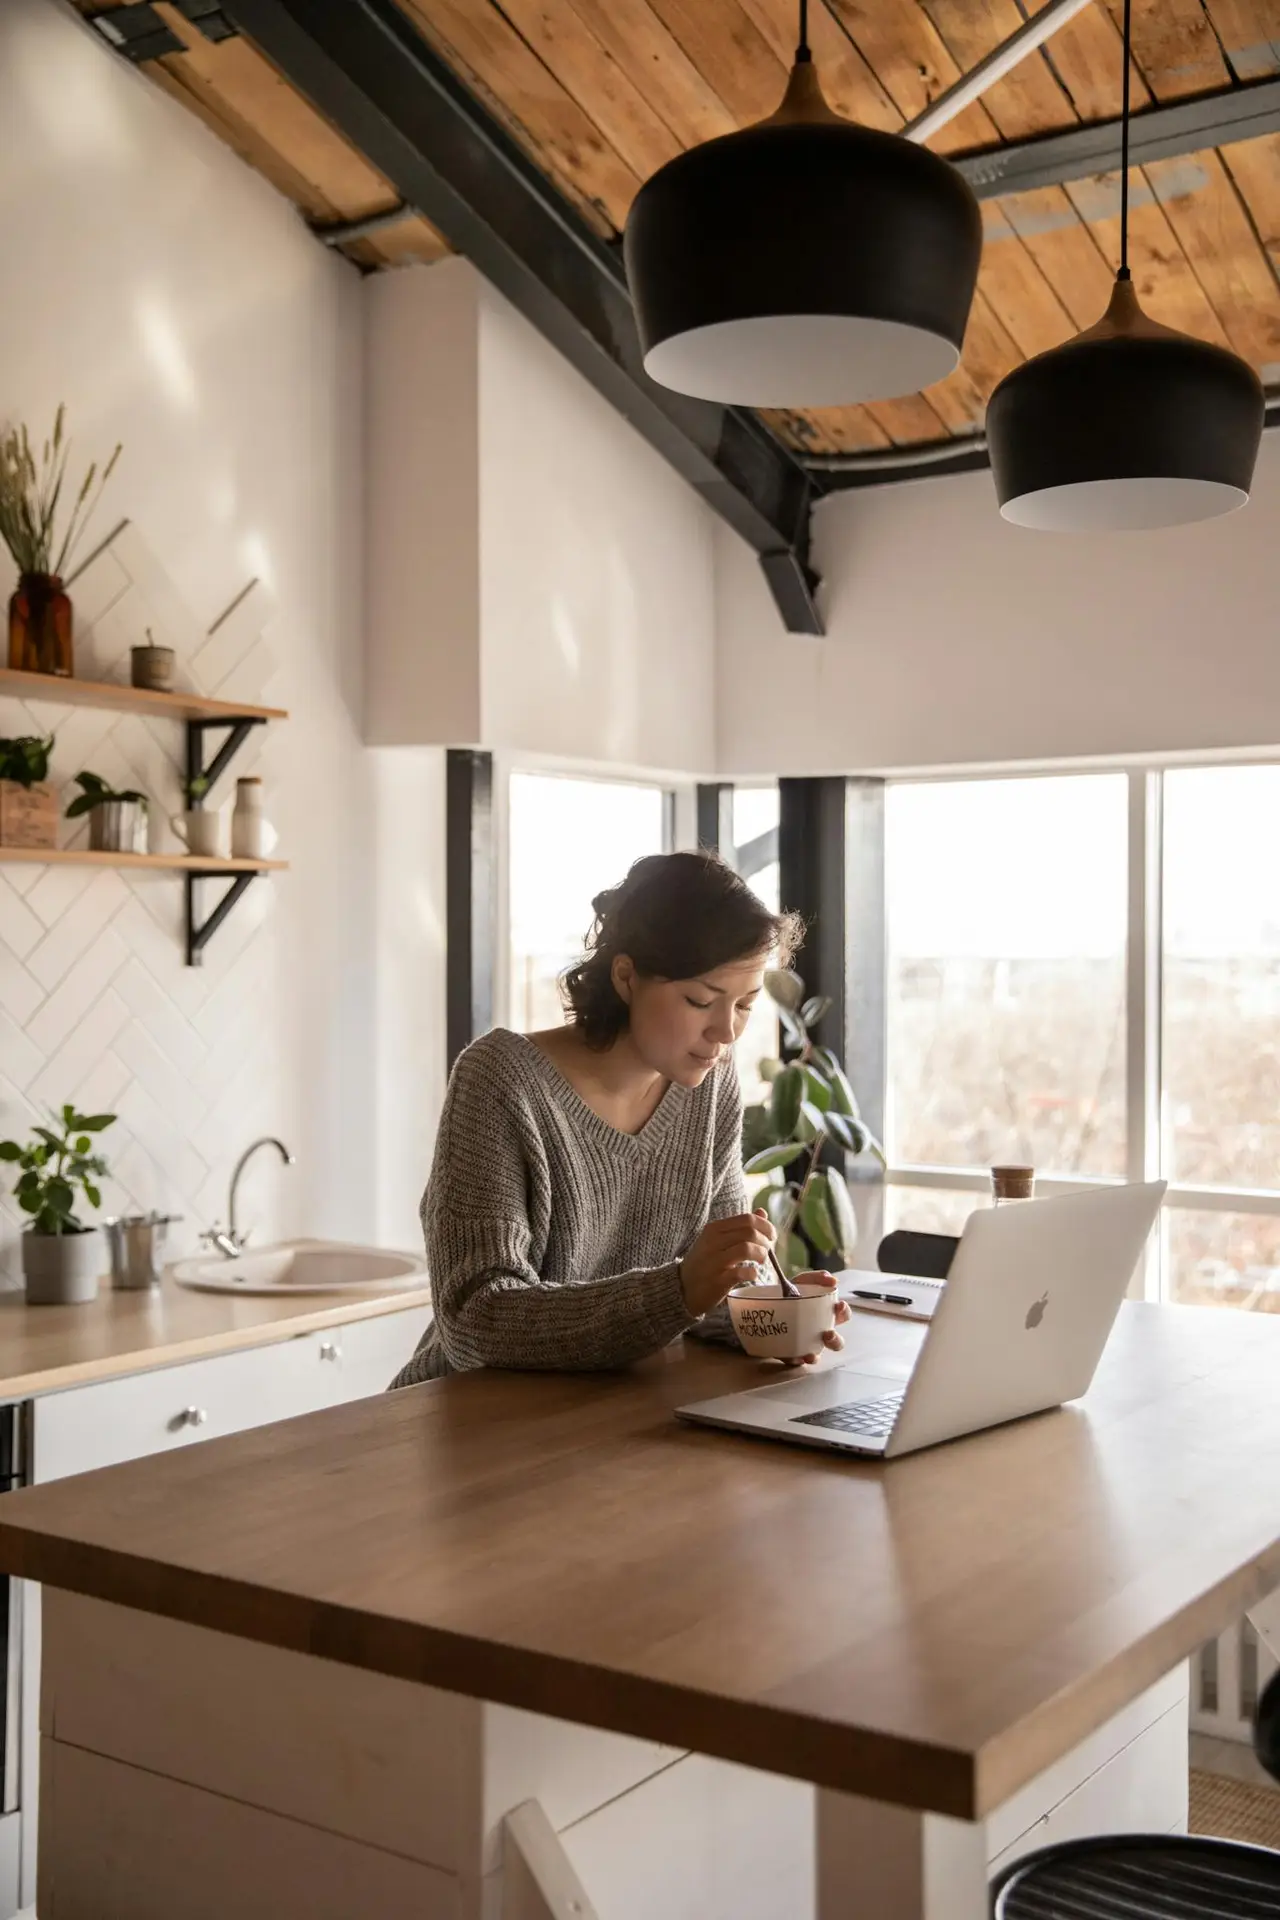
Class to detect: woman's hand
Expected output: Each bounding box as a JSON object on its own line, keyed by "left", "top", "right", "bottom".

{"left": 780, "top": 1271, "right": 852, "bottom": 1367}
{"left": 678, "top": 1210, "right": 777, "bottom": 1318}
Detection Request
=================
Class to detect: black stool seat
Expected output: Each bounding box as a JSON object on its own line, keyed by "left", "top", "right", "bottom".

{"left": 993, "top": 1834, "right": 1280, "bottom": 1918}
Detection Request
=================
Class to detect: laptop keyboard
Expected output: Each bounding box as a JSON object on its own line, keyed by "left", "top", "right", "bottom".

{"left": 790, "top": 1390, "right": 905, "bottom": 1441}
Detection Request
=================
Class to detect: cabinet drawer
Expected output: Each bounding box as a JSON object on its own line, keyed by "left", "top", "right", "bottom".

{"left": 312, "top": 1305, "right": 432, "bottom": 1405}
{"left": 33, "top": 1337, "right": 325, "bottom": 1484}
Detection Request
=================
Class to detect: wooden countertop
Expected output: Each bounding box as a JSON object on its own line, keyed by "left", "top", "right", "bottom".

{"left": 0, "top": 1274, "right": 432, "bottom": 1400}
{"left": 1, "top": 1302, "right": 1279, "bottom": 1820}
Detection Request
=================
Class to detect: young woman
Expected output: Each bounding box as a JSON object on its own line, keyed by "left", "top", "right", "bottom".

{"left": 391, "top": 850, "right": 850, "bottom": 1387}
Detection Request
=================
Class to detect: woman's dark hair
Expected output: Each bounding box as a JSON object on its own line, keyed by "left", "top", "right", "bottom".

{"left": 560, "top": 850, "right": 802, "bottom": 1050}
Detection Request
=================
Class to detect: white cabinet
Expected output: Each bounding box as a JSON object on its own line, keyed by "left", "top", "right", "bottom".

{"left": 31, "top": 1306, "right": 431, "bottom": 1485}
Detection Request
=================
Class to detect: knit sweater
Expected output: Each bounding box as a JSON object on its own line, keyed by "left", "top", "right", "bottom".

{"left": 389, "top": 1027, "right": 747, "bottom": 1387}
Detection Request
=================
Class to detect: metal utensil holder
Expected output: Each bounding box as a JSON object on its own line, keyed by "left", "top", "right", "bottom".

{"left": 103, "top": 1213, "right": 182, "bottom": 1291}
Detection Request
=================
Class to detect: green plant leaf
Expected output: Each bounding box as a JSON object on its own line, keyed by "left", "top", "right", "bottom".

{"left": 44, "top": 1177, "right": 74, "bottom": 1213}
{"left": 33, "top": 1125, "right": 63, "bottom": 1152}
{"left": 16, "top": 1170, "right": 40, "bottom": 1195}
{"left": 769, "top": 1062, "right": 804, "bottom": 1140}
{"left": 0, "top": 1141, "right": 21, "bottom": 1162}
{"left": 778, "top": 1230, "right": 809, "bottom": 1279}
{"left": 794, "top": 1099, "right": 827, "bottom": 1144}
{"left": 757, "top": 1056, "right": 783, "bottom": 1083}
{"left": 801, "top": 1064, "right": 832, "bottom": 1111}
{"left": 744, "top": 1143, "right": 804, "bottom": 1176}
{"left": 800, "top": 1179, "right": 838, "bottom": 1255}
{"left": 764, "top": 968, "right": 805, "bottom": 1013}
{"left": 83, "top": 1182, "right": 101, "bottom": 1209}
{"left": 825, "top": 1111, "right": 869, "bottom": 1156}
{"left": 78, "top": 1115, "right": 115, "bottom": 1132}
{"left": 826, "top": 1064, "right": 862, "bottom": 1120}
{"left": 17, "top": 1190, "right": 41, "bottom": 1215}
{"left": 800, "top": 994, "right": 832, "bottom": 1030}
{"left": 75, "top": 1136, "right": 90, "bottom": 1154}
{"left": 741, "top": 1104, "right": 778, "bottom": 1161}
{"left": 759, "top": 1184, "right": 796, "bottom": 1229}
{"left": 824, "top": 1165, "right": 859, "bottom": 1263}
{"left": 778, "top": 1007, "right": 807, "bottom": 1053}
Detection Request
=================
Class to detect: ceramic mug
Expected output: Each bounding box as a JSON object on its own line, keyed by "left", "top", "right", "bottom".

{"left": 727, "top": 1280, "right": 836, "bottom": 1360}
{"left": 170, "top": 810, "right": 223, "bottom": 859}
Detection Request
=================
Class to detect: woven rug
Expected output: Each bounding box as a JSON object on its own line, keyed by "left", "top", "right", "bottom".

{"left": 1190, "top": 1766, "right": 1280, "bottom": 1849}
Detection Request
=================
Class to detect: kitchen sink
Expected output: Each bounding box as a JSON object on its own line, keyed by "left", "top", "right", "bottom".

{"left": 172, "top": 1239, "right": 427, "bottom": 1297}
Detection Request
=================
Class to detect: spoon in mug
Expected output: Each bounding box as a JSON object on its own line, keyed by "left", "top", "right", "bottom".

{"left": 766, "top": 1242, "right": 802, "bottom": 1299}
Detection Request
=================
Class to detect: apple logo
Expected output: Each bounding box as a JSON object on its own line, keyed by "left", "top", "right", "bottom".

{"left": 1025, "top": 1292, "right": 1049, "bottom": 1330}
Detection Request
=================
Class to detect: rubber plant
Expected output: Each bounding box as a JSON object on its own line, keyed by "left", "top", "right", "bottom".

{"left": 741, "top": 970, "right": 886, "bottom": 1278}
{"left": 0, "top": 1106, "right": 115, "bottom": 1236}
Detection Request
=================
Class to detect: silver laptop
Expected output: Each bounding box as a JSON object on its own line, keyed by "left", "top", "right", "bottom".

{"left": 678, "top": 1183, "right": 1165, "bottom": 1459}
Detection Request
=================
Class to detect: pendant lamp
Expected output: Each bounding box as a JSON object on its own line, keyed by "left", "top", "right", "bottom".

{"left": 987, "top": 0, "right": 1263, "bottom": 531}
{"left": 622, "top": 1, "right": 982, "bottom": 408}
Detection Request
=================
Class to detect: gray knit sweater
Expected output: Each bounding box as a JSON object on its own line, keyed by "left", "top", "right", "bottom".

{"left": 389, "top": 1028, "right": 747, "bottom": 1387}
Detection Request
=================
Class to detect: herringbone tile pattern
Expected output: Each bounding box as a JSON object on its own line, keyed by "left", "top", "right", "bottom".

{"left": 0, "top": 523, "right": 285, "bottom": 1287}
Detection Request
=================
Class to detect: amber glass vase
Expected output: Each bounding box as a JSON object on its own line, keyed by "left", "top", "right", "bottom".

{"left": 8, "top": 572, "right": 73, "bottom": 676}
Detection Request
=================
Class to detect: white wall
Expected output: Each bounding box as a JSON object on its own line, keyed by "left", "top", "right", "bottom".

{"left": 716, "top": 433, "right": 1280, "bottom": 776}
{"left": 0, "top": 0, "right": 445, "bottom": 1281}
{"left": 366, "top": 261, "right": 717, "bottom": 774}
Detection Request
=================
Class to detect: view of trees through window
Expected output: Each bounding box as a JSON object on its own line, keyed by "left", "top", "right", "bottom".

{"left": 508, "top": 773, "right": 667, "bottom": 1034}
{"left": 885, "top": 767, "right": 1280, "bottom": 1313}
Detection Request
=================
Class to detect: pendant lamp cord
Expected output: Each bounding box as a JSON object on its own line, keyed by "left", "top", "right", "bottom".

{"left": 1118, "top": 0, "right": 1132, "bottom": 280}
{"left": 797, "top": 0, "right": 811, "bottom": 62}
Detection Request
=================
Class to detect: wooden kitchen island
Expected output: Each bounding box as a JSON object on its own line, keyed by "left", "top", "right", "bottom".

{"left": 2, "top": 1302, "right": 1280, "bottom": 1920}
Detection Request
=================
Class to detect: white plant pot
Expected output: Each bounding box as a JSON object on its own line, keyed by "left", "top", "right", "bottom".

{"left": 23, "top": 1227, "right": 103, "bottom": 1305}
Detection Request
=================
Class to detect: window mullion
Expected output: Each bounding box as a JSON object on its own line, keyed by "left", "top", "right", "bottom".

{"left": 1125, "top": 769, "right": 1163, "bottom": 1298}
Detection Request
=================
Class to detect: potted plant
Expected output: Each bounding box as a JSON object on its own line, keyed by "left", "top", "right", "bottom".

{"left": 0, "top": 1106, "right": 116, "bottom": 1304}
{"left": 0, "top": 732, "right": 55, "bottom": 849}
{"left": 742, "top": 970, "right": 886, "bottom": 1278}
{"left": 0, "top": 405, "right": 122, "bottom": 677}
{"left": 66, "top": 769, "right": 149, "bottom": 854}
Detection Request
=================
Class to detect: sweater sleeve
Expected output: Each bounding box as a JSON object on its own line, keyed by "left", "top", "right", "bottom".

{"left": 423, "top": 1052, "right": 698, "bottom": 1373}
{"left": 685, "top": 1059, "right": 749, "bottom": 1350}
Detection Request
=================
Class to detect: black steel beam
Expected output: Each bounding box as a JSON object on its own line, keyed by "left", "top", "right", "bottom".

{"left": 221, "top": 0, "right": 821, "bottom": 634}
{"left": 696, "top": 784, "right": 734, "bottom": 859}
{"left": 445, "top": 749, "right": 495, "bottom": 1071}
{"left": 954, "top": 75, "right": 1280, "bottom": 199}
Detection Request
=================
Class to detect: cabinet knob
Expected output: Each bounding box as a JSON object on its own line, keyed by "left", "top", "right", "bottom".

{"left": 319, "top": 1341, "right": 342, "bottom": 1362}
{"left": 183, "top": 1406, "right": 209, "bottom": 1427}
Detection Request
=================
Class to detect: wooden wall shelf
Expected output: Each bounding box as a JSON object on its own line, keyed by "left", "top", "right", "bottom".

{"left": 0, "top": 668, "right": 289, "bottom": 963}
{"left": 0, "top": 666, "right": 287, "bottom": 725}
{"left": 0, "top": 848, "right": 287, "bottom": 875}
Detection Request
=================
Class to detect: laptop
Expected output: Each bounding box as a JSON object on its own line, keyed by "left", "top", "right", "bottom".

{"left": 678, "top": 1182, "right": 1165, "bottom": 1460}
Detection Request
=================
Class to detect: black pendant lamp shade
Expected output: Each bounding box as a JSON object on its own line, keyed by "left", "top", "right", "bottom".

{"left": 623, "top": 58, "right": 982, "bottom": 408}
{"left": 988, "top": 279, "right": 1264, "bottom": 531}
{"left": 986, "top": 0, "right": 1263, "bottom": 531}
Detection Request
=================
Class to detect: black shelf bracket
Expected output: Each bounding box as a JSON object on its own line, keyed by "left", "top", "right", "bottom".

{"left": 185, "top": 871, "right": 258, "bottom": 968}
{"left": 182, "top": 715, "right": 269, "bottom": 965}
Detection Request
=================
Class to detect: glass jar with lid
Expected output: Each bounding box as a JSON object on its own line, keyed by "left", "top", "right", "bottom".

{"left": 990, "top": 1165, "right": 1035, "bottom": 1206}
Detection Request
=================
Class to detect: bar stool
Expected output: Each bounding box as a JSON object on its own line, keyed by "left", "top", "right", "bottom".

{"left": 992, "top": 1669, "right": 1280, "bottom": 1916}
{"left": 876, "top": 1228, "right": 958, "bottom": 1280}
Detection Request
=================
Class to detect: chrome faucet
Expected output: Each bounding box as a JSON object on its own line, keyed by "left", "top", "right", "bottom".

{"left": 204, "top": 1137, "right": 295, "bottom": 1258}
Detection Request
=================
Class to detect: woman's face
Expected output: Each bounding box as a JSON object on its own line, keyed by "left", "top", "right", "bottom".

{"left": 611, "top": 950, "right": 769, "bottom": 1086}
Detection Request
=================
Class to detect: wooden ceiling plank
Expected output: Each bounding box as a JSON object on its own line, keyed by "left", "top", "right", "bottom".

{"left": 642, "top": 0, "right": 790, "bottom": 125}
{"left": 865, "top": 391, "right": 954, "bottom": 444}
{"left": 1144, "top": 147, "right": 1280, "bottom": 369}
{"left": 918, "top": 0, "right": 1078, "bottom": 140}
{"left": 996, "top": 185, "right": 1117, "bottom": 328}
{"left": 737, "top": 0, "right": 902, "bottom": 128}
{"left": 1024, "top": 0, "right": 1151, "bottom": 122}
{"left": 1202, "top": 0, "right": 1280, "bottom": 81}
{"left": 152, "top": 10, "right": 398, "bottom": 217}
{"left": 1220, "top": 131, "right": 1280, "bottom": 279}
{"left": 762, "top": 406, "right": 894, "bottom": 453}
{"left": 395, "top": 0, "right": 639, "bottom": 233}
{"left": 359, "top": 216, "right": 453, "bottom": 269}
{"left": 558, "top": 0, "right": 738, "bottom": 146}
{"left": 1099, "top": 0, "right": 1233, "bottom": 101}
{"left": 974, "top": 209, "right": 1078, "bottom": 357}
{"left": 142, "top": 62, "right": 342, "bottom": 220}
{"left": 1065, "top": 168, "right": 1232, "bottom": 344}
{"left": 821, "top": 0, "right": 1000, "bottom": 151}
{"left": 487, "top": 0, "right": 684, "bottom": 182}
{"left": 922, "top": 287, "right": 1023, "bottom": 430}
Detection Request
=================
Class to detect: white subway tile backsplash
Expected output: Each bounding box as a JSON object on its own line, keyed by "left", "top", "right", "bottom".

{"left": 0, "top": 524, "right": 285, "bottom": 1286}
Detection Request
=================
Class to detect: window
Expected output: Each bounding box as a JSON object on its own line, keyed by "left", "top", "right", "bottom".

{"left": 508, "top": 773, "right": 668, "bottom": 1033}
{"left": 731, "top": 786, "right": 781, "bottom": 1098}
{"left": 886, "top": 775, "right": 1128, "bottom": 1179}
{"left": 884, "top": 764, "right": 1280, "bottom": 1311}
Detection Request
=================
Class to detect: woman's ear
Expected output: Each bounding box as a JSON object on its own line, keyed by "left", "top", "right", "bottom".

{"left": 611, "top": 954, "right": 635, "bottom": 1005}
